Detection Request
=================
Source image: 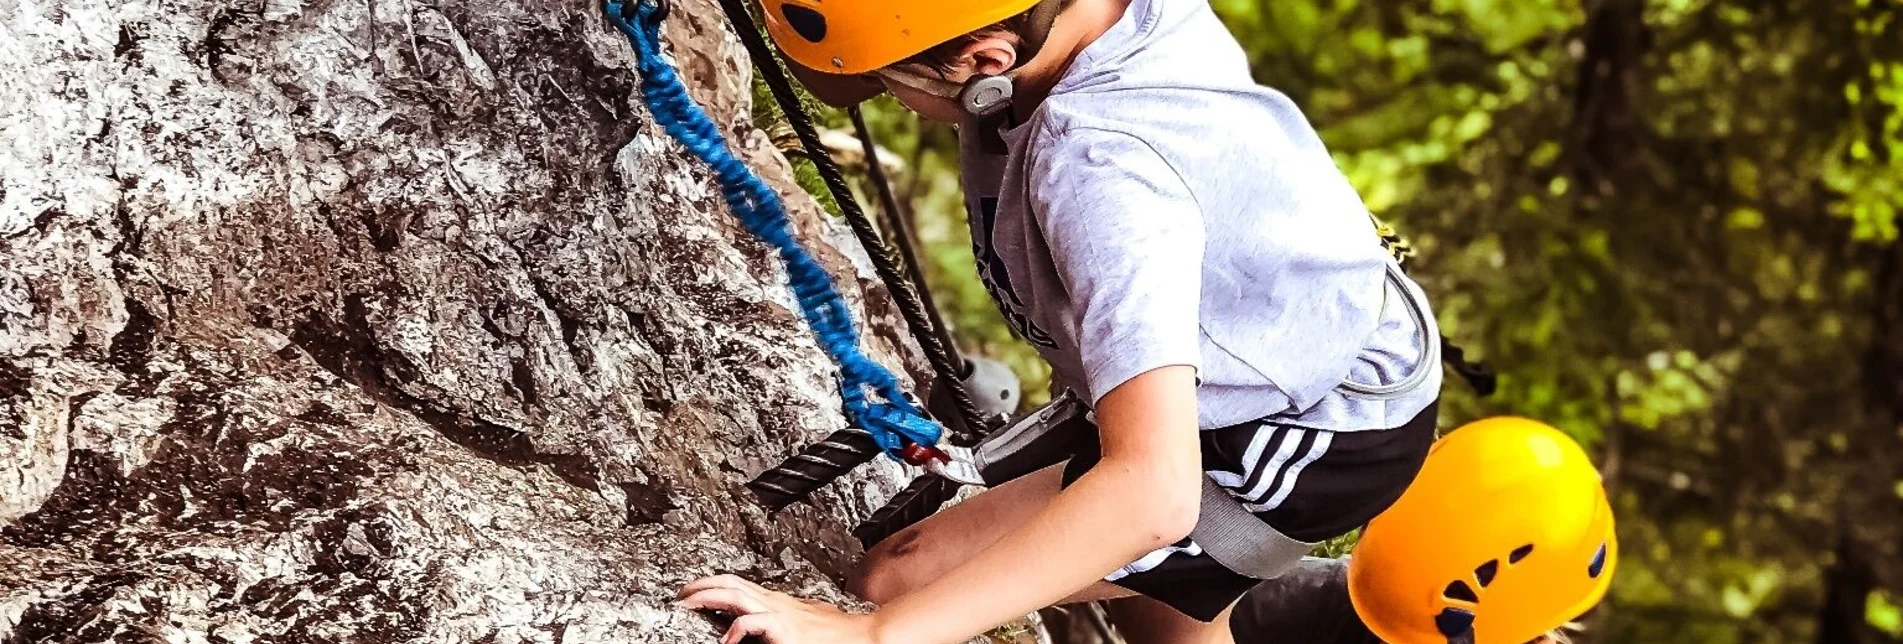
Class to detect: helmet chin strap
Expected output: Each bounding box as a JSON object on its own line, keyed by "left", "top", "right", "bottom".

{"left": 876, "top": 0, "right": 1066, "bottom": 119}
{"left": 967, "top": 0, "right": 1064, "bottom": 117}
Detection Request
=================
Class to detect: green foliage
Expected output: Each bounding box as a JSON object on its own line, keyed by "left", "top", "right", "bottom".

{"left": 1312, "top": 529, "right": 1362, "bottom": 560}
{"left": 1220, "top": 0, "right": 1903, "bottom": 640}
{"left": 1874, "top": 590, "right": 1903, "bottom": 638}
{"left": 749, "top": 76, "right": 842, "bottom": 218}
{"left": 750, "top": 0, "right": 1903, "bottom": 639}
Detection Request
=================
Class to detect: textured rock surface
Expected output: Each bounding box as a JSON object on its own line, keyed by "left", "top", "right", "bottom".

{"left": 0, "top": 0, "right": 952, "bottom": 640}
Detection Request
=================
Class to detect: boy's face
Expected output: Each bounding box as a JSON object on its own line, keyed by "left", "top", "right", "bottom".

{"left": 874, "top": 65, "right": 975, "bottom": 123}
{"left": 872, "top": 34, "right": 1020, "bottom": 123}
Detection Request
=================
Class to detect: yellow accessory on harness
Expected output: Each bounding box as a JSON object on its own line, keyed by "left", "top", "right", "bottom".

{"left": 1349, "top": 417, "right": 1617, "bottom": 644}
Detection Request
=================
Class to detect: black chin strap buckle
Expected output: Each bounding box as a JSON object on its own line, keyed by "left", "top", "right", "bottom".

{"left": 960, "top": 74, "right": 1016, "bottom": 118}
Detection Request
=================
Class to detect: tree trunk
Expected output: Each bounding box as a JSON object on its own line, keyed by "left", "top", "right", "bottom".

{"left": 1816, "top": 531, "right": 1877, "bottom": 644}
{"left": 0, "top": 0, "right": 949, "bottom": 640}
{"left": 1837, "top": 224, "right": 1903, "bottom": 644}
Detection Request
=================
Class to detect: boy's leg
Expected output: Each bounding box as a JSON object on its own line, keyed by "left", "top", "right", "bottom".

{"left": 1106, "top": 597, "right": 1236, "bottom": 644}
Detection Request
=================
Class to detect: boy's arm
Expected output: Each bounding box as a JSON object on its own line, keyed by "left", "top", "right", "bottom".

{"left": 871, "top": 365, "right": 1203, "bottom": 643}
{"left": 682, "top": 129, "right": 1206, "bottom": 644}
{"left": 864, "top": 129, "right": 1212, "bottom": 642}
{"left": 679, "top": 367, "right": 1202, "bottom": 644}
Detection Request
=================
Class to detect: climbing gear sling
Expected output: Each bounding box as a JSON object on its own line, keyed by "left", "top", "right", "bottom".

{"left": 606, "top": 0, "right": 960, "bottom": 466}
{"left": 712, "top": 0, "right": 997, "bottom": 443}
{"left": 607, "top": 0, "right": 1016, "bottom": 520}
{"left": 711, "top": 0, "right": 1037, "bottom": 518}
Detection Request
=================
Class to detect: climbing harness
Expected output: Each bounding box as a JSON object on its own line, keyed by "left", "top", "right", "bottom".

{"left": 895, "top": 262, "right": 1450, "bottom": 580}
{"left": 1340, "top": 263, "right": 1442, "bottom": 398}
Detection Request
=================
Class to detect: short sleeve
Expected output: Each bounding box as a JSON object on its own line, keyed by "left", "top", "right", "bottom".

{"left": 1029, "top": 127, "right": 1205, "bottom": 404}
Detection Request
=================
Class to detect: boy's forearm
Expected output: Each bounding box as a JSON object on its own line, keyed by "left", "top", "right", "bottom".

{"left": 870, "top": 465, "right": 1188, "bottom": 644}
{"left": 870, "top": 367, "right": 1204, "bottom": 644}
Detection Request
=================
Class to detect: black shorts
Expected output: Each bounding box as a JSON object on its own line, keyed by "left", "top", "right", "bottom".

{"left": 1061, "top": 401, "right": 1439, "bottom": 622}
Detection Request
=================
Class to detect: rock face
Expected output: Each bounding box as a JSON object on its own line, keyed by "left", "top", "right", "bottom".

{"left": 0, "top": 0, "right": 940, "bottom": 640}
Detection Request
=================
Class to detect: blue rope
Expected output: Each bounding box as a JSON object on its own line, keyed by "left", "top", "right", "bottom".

{"left": 604, "top": 0, "right": 942, "bottom": 458}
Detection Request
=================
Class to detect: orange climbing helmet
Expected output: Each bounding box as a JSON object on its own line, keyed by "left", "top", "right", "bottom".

{"left": 1348, "top": 417, "right": 1617, "bottom": 644}
{"left": 760, "top": 0, "right": 1053, "bottom": 75}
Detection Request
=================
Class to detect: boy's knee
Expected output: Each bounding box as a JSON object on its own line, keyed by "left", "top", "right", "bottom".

{"left": 850, "top": 527, "right": 931, "bottom": 604}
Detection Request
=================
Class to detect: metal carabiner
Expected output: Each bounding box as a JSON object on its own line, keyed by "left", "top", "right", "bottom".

{"left": 924, "top": 446, "right": 987, "bottom": 487}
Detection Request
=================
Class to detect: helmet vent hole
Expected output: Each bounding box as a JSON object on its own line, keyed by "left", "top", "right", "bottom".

{"left": 1510, "top": 544, "right": 1534, "bottom": 564}
{"left": 780, "top": 4, "right": 829, "bottom": 43}
{"left": 1442, "top": 580, "right": 1478, "bottom": 603}
{"left": 1474, "top": 560, "right": 1499, "bottom": 587}
{"left": 1588, "top": 542, "right": 1608, "bottom": 578}
{"left": 1434, "top": 607, "right": 1477, "bottom": 638}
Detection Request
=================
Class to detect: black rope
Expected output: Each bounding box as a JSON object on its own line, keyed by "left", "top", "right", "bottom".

{"left": 849, "top": 106, "right": 963, "bottom": 369}
{"left": 851, "top": 107, "right": 1006, "bottom": 444}
{"left": 746, "top": 427, "right": 884, "bottom": 512}
{"left": 716, "top": 0, "right": 989, "bottom": 441}
{"left": 852, "top": 474, "right": 962, "bottom": 548}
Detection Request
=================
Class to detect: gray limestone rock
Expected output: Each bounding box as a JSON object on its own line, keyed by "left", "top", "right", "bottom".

{"left": 0, "top": 0, "right": 994, "bottom": 640}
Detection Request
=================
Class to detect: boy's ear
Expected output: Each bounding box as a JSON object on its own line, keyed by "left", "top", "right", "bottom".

{"left": 959, "top": 34, "right": 1020, "bottom": 77}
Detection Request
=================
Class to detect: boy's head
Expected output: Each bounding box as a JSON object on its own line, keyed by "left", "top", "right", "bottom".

{"left": 762, "top": 0, "right": 1070, "bottom": 121}
{"left": 1346, "top": 417, "right": 1617, "bottom": 644}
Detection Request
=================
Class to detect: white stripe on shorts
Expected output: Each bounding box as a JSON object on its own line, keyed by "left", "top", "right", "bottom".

{"left": 1215, "top": 427, "right": 1306, "bottom": 502}
{"left": 1245, "top": 431, "right": 1334, "bottom": 512}
{"left": 1105, "top": 541, "right": 1206, "bottom": 582}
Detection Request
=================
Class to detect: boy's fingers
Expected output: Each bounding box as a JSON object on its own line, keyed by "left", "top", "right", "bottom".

{"left": 724, "top": 613, "right": 777, "bottom": 644}
{"left": 680, "top": 574, "right": 766, "bottom": 598}
{"left": 681, "top": 587, "right": 770, "bottom": 616}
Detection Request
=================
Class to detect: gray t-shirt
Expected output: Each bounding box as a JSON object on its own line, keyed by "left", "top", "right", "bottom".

{"left": 958, "top": 0, "right": 1440, "bottom": 431}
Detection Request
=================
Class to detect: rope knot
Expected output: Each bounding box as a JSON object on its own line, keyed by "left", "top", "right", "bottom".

{"left": 859, "top": 400, "right": 946, "bottom": 460}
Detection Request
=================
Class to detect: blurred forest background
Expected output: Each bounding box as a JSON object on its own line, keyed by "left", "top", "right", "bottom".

{"left": 755, "top": 0, "right": 1903, "bottom": 641}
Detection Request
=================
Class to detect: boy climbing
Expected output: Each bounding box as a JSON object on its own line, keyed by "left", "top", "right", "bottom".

{"left": 673, "top": 1, "right": 1615, "bottom": 643}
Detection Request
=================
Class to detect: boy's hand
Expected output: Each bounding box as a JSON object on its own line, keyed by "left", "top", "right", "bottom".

{"left": 680, "top": 575, "right": 883, "bottom": 644}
